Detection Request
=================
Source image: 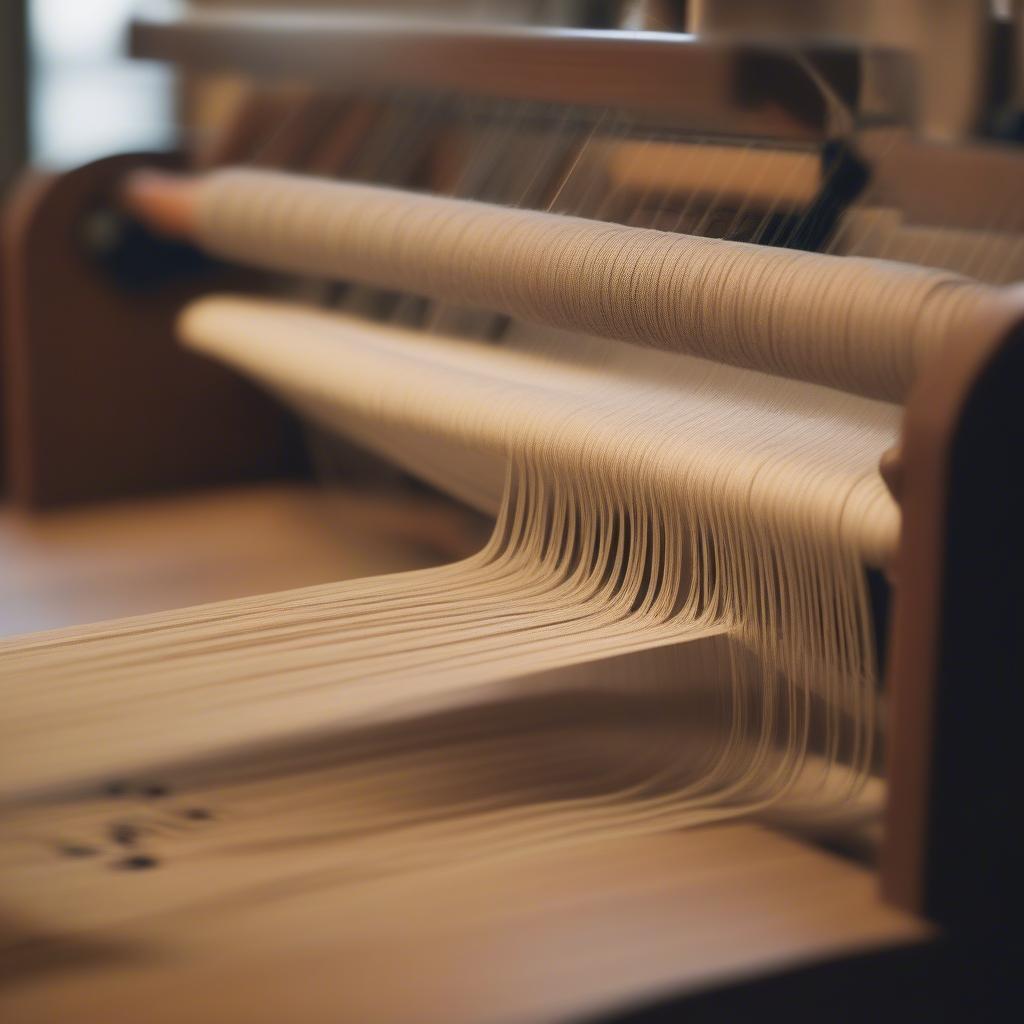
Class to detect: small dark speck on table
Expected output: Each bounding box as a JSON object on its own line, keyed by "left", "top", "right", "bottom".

{"left": 114, "top": 855, "right": 159, "bottom": 871}
{"left": 141, "top": 784, "right": 169, "bottom": 799}
{"left": 58, "top": 843, "right": 99, "bottom": 858}
{"left": 183, "top": 807, "right": 213, "bottom": 821}
{"left": 104, "top": 781, "right": 129, "bottom": 797}
{"left": 110, "top": 823, "right": 139, "bottom": 846}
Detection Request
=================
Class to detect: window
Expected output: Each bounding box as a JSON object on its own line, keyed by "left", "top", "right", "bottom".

{"left": 30, "top": 0, "right": 175, "bottom": 167}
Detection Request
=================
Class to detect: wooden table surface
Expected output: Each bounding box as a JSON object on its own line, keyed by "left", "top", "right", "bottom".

{"left": 1, "top": 817, "right": 926, "bottom": 1024}
{"left": 0, "top": 483, "right": 485, "bottom": 638}
{"left": 0, "top": 483, "right": 928, "bottom": 1022}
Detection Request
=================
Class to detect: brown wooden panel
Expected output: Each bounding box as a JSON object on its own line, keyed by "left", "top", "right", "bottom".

{"left": 0, "top": 0, "right": 28, "bottom": 494}
{"left": 883, "top": 287, "right": 1024, "bottom": 930}
{"left": 862, "top": 133, "right": 1024, "bottom": 233}
{"left": 2, "top": 151, "right": 306, "bottom": 508}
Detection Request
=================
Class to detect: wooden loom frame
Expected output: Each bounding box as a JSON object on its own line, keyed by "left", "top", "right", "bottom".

{"left": 1, "top": 153, "right": 308, "bottom": 507}
{"left": 1, "top": 9, "right": 1022, "bottom": 967}
{"left": 884, "top": 287, "right": 1024, "bottom": 932}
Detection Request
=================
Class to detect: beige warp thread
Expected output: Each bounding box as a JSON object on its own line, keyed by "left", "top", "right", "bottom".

{"left": 196, "top": 167, "right": 995, "bottom": 401}
{"left": 4, "top": 166, "right": 998, "bottom": 879}
{"left": 1, "top": 295, "right": 898, "bottom": 876}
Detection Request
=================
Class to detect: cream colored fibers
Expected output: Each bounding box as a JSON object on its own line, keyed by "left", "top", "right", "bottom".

{"left": 3, "top": 165, "right": 991, "bottom": 887}
{"left": 2, "top": 300, "right": 898, "bottom": 859}
{"left": 197, "top": 168, "right": 994, "bottom": 401}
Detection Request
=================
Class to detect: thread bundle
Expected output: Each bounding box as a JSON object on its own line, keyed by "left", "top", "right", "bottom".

{"left": 1, "top": 164, "right": 991, "bottom": 898}
{"left": 198, "top": 168, "right": 994, "bottom": 401}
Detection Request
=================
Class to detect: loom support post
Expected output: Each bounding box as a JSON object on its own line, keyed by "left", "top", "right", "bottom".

{"left": 1, "top": 154, "right": 305, "bottom": 507}
{"left": 883, "top": 288, "right": 1024, "bottom": 934}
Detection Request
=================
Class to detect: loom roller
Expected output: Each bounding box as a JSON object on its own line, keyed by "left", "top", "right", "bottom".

{"left": 121, "top": 163, "right": 916, "bottom": 572}
{"left": 102, "top": 162, "right": 913, "bottom": 762}
{"left": 105, "top": 88, "right": 991, "bottom": 765}
{"left": 108, "top": 45, "right": 940, "bottom": 548}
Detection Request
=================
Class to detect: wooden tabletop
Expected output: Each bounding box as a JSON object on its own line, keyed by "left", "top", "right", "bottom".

{"left": 0, "top": 483, "right": 927, "bottom": 1021}
{"left": 0, "top": 483, "right": 485, "bottom": 637}
{"left": 1, "top": 817, "right": 925, "bottom": 1023}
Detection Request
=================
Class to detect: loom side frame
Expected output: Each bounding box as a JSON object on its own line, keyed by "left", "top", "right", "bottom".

{"left": 1, "top": 152, "right": 306, "bottom": 508}
{"left": 883, "top": 287, "right": 1024, "bottom": 932}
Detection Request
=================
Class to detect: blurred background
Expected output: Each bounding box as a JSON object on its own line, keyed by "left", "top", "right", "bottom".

{"left": 2, "top": 2, "right": 629, "bottom": 181}
{"left": 4, "top": 2, "right": 668, "bottom": 175}
{"left": 0, "top": 1, "right": 663, "bottom": 636}
{"left": 2, "top": 0, "right": 1023, "bottom": 639}
{"left": 5, "top": 0, "right": 1023, "bottom": 186}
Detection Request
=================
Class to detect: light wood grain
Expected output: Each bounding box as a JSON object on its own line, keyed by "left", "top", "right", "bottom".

{"left": 0, "top": 484, "right": 485, "bottom": 637}
{"left": 0, "top": 485, "right": 927, "bottom": 1021}
{"left": 0, "top": 818, "right": 925, "bottom": 1023}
